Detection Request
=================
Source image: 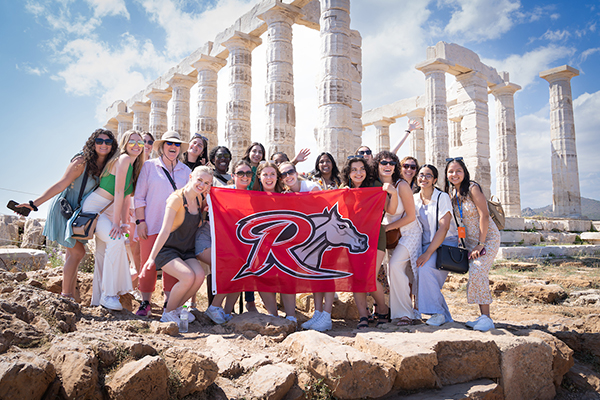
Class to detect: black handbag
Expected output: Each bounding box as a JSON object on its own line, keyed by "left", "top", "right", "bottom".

{"left": 434, "top": 193, "right": 469, "bottom": 274}
{"left": 59, "top": 166, "right": 90, "bottom": 219}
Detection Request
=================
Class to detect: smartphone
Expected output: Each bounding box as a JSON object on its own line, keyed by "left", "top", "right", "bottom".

{"left": 7, "top": 200, "right": 31, "bottom": 217}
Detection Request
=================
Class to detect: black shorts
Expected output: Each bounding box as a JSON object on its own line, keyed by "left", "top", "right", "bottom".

{"left": 155, "top": 247, "right": 196, "bottom": 270}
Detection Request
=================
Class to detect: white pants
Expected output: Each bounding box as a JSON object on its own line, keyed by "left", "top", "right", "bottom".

{"left": 387, "top": 244, "right": 413, "bottom": 319}
{"left": 82, "top": 192, "right": 132, "bottom": 305}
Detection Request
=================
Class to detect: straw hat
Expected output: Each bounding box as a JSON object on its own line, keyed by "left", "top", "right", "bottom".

{"left": 153, "top": 130, "right": 189, "bottom": 153}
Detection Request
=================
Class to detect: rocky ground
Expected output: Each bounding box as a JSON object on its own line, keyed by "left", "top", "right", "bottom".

{"left": 1, "top": 255, "right": 600, "bottom": 399}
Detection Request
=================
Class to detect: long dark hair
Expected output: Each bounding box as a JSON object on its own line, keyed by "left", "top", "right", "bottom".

{"left": 341, "top": 157, "right": 373, "bottom": 188}
{"left": 373, "top": 151, "right": 401, "bottom": 183}
{"left": 444, "top": 158, "right": 471, "bottom": 197}
{"left": 184, "top": 134, "right": 208, "bottom": 169}
{"left": 415, "top": 164, "right": 440, "bottom": 193}
{"left": 83, "top": 129, "right": 118, "bottom": 178}
{"left": 242, "top": 142, "right": 266, "bottom": 164}
{"left": 313, "top": 152, "right": 341, "bottom": 185}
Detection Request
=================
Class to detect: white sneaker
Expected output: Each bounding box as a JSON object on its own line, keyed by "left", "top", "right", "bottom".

{"left": 311, "top": 312, "right": 332, "bottom": 332}
{"left": 100, "top": 294, "right": 123, "bottom": 311}
{"left": 176, "top": 306, "right": 195, "bottom": 323}
{"left": 205, "top": 305, "right": 227, "bottom": 324}
{"left": 413, "top": 309, "right": 422, "bottom": 320}
{"left": 301, "top": 311, "right": 322, "bottom": 330}
{"left": 160, "top": 309, "right": 180, "bottom": 324}
{"left": 426, "top": 313, "right": 446, "bottom": 326}
{"left": 466, "top": 315, "right": 485, "bottom": 328}
{"left": 473, "top": 315, "right": 495, "bottom": 332}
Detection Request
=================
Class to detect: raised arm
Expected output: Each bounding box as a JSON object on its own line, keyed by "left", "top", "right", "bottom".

{"left": 391, "top": 119, "right": 421, "bottom": 155}
{"left": 291, "top": 148, "right": 311, "bottom": 165}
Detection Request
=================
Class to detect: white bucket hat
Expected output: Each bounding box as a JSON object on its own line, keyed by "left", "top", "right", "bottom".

{"left": 153, "top": 130, "right": 189, "bottom": 153}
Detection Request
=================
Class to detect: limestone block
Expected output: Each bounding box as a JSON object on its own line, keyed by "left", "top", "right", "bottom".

{"left": 227, "top": 312, "right": 296, "bottom": 338}
{"left": 248, "top": 363, "right": 295, "bottom": 400}
{"left": 593, "top": 221, "right": 600, "bottom": 231}
{"left": 540, "top": 231, "right": 577, "bottom": 244}
{"left": 106, "top": 355, "right": 169, "bottom": 400}
{"left": 525, "top": 219, "right": 591, "bottom": 232}
{"left": 393, "top": 379, "right": 503, "bottom": 400}
{"left": 284, "top": 331, "right": 395, "bottom": 399}
{"left": 48, "top": 338, "right": 101, "bottom": 400}
{"left": 0, "top": 248, "right": 48, "bottom": 271}
{"left": 524, "top": 219, "right": 544, "bottom": 231}
{"left": 21, "top": 219, "right": 45, "bottom": 249}
{"left": 500, "top": 231, "right": 541, "bottom": 245}
{"left": 503, "top": 217, "right": 524, "bottom": 231}
{"left": 564, "top": 361, "right": 600, "bottom": 393}
{"left": 514, "top": 283, "right": 567, "bottom": 304}
{"left": 0, "top": 351, "right": 56, "bottom": 400}
{"left": 581, "top": 232, "right": 600, "bottom": 243}
{"left": 496, "top": 244, "right": 600, "bottom": 260}
{"left": 205, "top": 335, "right": 251, "bottom": 377}
{"left": 0, "top": 215, "right": 20, "bottom": 247}
{"left": 163, "top": 347, "right": 218, "bottom": 397}
{"left": 150, "top": 321, "right": 179, "bottom": 336}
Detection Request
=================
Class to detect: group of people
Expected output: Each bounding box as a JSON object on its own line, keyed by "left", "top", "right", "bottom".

{"left": 17, "top": 119, "right": 500, "bottom": 333}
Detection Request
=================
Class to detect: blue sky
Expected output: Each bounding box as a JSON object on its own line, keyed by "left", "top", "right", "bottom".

{"left": 1, "top": 0, "right": 599, "bottom": 217}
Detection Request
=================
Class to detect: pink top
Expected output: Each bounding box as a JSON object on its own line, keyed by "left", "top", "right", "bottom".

{"left": 134, "top": 158, "right": 191, "bottom": 236}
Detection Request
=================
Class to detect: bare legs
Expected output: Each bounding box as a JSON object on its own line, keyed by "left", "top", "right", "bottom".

{"left": 313, "top": 292, "right": 335, "bottom": 313}
{"left": 354, "top": 249, "right": 389, "bottom": 319}
{"left": 258, "top": 292, "right": 296, "bottom": 318}
{"left": 479, "top": 304, "right": 490, "bottom": 317}
{"left": 161, "top": 258, "right": 205, "bottom": 312}
{"left": 62, "top": 241, "right": 86, "bottom": 296}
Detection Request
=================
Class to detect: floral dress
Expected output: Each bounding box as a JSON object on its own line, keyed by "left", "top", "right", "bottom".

{"left": 454, "top": 185, "right": 501, "bottom": 304}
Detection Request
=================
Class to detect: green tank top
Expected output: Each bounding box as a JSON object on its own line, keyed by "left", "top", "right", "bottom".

{"left": 99, "top": 164, "right": 134, "bottom": 196}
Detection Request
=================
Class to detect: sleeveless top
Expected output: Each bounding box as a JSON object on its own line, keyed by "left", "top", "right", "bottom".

{"left": 99, "top": 164, "right": 133, "bottom": 196}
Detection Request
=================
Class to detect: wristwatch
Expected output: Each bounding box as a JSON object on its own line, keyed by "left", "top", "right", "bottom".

{"left": 135, "top": 219, "right": 145, "bottom": 225}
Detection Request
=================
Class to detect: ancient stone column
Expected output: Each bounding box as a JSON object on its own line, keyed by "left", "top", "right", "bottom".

{"left": 130, "top": 101, "right": 150, "bottom": 133}
{"left": 104, "top": 119, "right": 118, "bottom": 136}
{"left": 416, "top": 59, "right": 450, "bottom": 184}
{"left": 350, "top": 29, "right": 363, "bottom": 153}
{"left": 373, "top": 118, "right": 394, "bottom": 154}
{"left": 191, "top": 55, "right": 227, "bottom": 151}
{"left": 407, "top": 110, "right": 425, "bottom": 163}
{"left": 167, "top": 73, "right": 196, "bottom": 143}
{"left": 147, "top": 89, "right": 171, "bottom": 140}
{"left": 259, "top": 3, "right": 301, "bottom": 159}
{"left": 448, "top": 117, "right": 462, "bottom": 154}
{"left": 540, "top": 65, "right": 582, "bottom": 217}
{"left": 316, "top": 0, "right": 353, "bottom": 162}
{"left": 115, "top": 112, "right": 133, "bottom": 140}
{"left": 454, "top": 71, "right": 491, "bottom": 198}
{"left": 491, "top": 81, "right": 522, "bottom": 217}
{"left": 222, "top": 32, "right": 262, "bottom": 163}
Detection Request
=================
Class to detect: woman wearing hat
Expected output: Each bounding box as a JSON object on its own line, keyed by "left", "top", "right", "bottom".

{"left": 133, "top": 130, "right": 191, "bottom": 317}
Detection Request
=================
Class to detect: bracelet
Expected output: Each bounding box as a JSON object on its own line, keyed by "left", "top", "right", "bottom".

{"left": 29, "top": 200, "right": 38, "bottom": 212}
{"left": 135, "top": 219, "right": 146, "bottom": 225}
{"left": 477, "top": 241, "right": 485, "bottom": 246}
{"left": 405, "top": 130, "right": 411, "bottom": 133}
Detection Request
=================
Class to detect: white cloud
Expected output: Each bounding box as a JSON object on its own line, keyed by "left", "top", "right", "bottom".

{"left": 85, "top": 0, "right": 129, "bottom": 19}
{"left": 581, "top": 47, "right": 600, "bottom": 63}
{"left": 573, "top": 90, "right": 600, "bottom": 201}
{"left": 442, "top": 0, "right": 521, "bottom": 42}
{"left": 16, "top": 63, "right": 47, "bottom": 76}
{"left": 541, "top": 29, "right": 570, "bottom": 41}
{"left": 25, "top": 0, "right": 102, "bottom": 36}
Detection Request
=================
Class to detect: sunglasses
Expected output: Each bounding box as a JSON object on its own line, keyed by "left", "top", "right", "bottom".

{"left": 193, "top": 133, "right": 208, "bottom": 141}
{"left": 166, "top": 141, "right": 181, "bottom": 147}
{"left": 128, "top": 140, "right": 144, "bottom": 147}
{"left": 402, "top": 163, "right": 417, "bottom": 170}
{"left": 144, "top": 140, "right": 154, "bottom": 145}
{"left": 216, "top": 153, "right": 231, "bottom": 159}
{"left": 379, "top": 160, "right": 397, "bottom": 166}
{"left": 280, "top": 169, "right": 296, "bottom": 178}
{"left": 446, "top": 157, "right": 463, "bottom": 162}
{"left": 348, "top": 155, "right": 364, "bottom": 159}
{"left": 235, "top": 171, "right": 253, "bottom": 178}
{"left": 358, "top": 150, "right": 372, "bottom": 156}
{"left": 95, "top": 138, "right": 114, "bottom": 145}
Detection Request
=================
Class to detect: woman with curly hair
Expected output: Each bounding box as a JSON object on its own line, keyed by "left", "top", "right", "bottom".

{"left": 83, "top": 129, "right": 144, "bottom": 310}
{"left": 309, "top": 152, "right": 341, "bottom": 190}
{"left": 209, "top": 146, "right": 232, "bottom": 187}
{"left": 241, "top": 142, "right": 266, "bottom": 190}
{"left": 16, "top": 129, "right": 117, "bottom": 300}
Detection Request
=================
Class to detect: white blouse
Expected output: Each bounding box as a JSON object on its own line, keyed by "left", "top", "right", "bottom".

{"left": 413, "top": 188, "right": 458, "bottom": 245}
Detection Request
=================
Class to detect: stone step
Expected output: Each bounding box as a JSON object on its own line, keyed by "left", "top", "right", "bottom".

{"left": 524, "top": 218, "right": 591, "bottom": 232}
{"left": 0, "top": 248, "right": 48, "bottom": 271}
{"left": 497, "top": 244, "right": 600, "bottom": 260}
{"left": 581, "top": 232, "right": 600, "bottom": 244}
{"left": 500, "top": 231, "right": 579, "bottom": 245}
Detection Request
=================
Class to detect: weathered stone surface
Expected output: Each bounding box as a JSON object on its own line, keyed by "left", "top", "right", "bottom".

{"left": 581, "top": 232, "right": 600, "bottom": 243}
{"left": 163, "top": 347, "right": 218, "bottom": 397}
{"left": 0, "top": 248, "right": 48, "bottom": 271}
{"left": 227, "top": 312, "right": 296, "bottom": 338}
{"left": 106, "top": 355, "right": 169, "bottom": 400}
{"left": 285, "top": 331, "right": 395, "bottom": 399}
{"left": 500, "top": 231, "right": 541, "bottom": 245}
{"left": 150, "top": 321, "right": 179, "bottom": 336}
{"left": 564, "top": 360, "right": 600, "bottom": 393}
{"left": 0, "top": 350, "right": 56, "bottom": 400}
{"left": 21, "top": 219, "right": 45, "bottom": 249}
{"left": 496, "top": 244, "right": 600, "bottom": 260}
{"left": 248, "top": 363, "right": 295, "bottom": 400}
{"left": 514, "top": 283, "right": 567, "bottom": 304}
{"left": 390, "top": 379, "right": 503, "bottom": 400}
{"left": 47, "top": 338, "right": 101, "bottom": 399}
{"left": 0, "top": 215, "right": 20, "bottom": 248}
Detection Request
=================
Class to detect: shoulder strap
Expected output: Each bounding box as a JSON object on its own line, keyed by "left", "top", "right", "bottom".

{"left": 215, "top": 174, "right": 229, "bottom": 184}
{"left": 438, "top": 191, "right": 466, "bottom": 248}
{"left": 77, "top": 165, "right": 90, "bottom": 207}
{"left": 162, "top": 167, "right": 178, "bottom": 191}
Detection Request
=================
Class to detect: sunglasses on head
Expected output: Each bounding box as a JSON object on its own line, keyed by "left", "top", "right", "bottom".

{"left": 446, "top": 157, "right": 463, "bottom": 162}
{"left": 379, "top": 160, "right": 397, "bottom": 166}
{"left": 358, "top": 150, "right": 372, "bottom": 156}
{"left": 95, "top": 138, "right": 114, "bottom": 145}
{"left": 235, "top": 171, "right": 253, "bottom": 178}
{"left": 193, "top": 133, "right": 208, "bottom": 141}
{"left": 166, "top": 141, "right": 181, "bottom": 147}
{"left": 128, "top": 140, "right": 144, "bottom": 147}
{"left": 280, "top": 169, "right": 296, "bottom": 178}
{"left": 348, "top": 155, "right": 364, "bottom": 159}
{"left": 402, "top": 163, "right": 417, "bottom": 170}
{"left": 144, "top": 139, "right": 154, "bottom": 145}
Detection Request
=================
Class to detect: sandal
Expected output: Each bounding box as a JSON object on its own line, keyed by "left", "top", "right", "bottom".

{"left": 376, "top": 312, "right": 391, "bottom": 327}
{"left": 397, "top": 316, "right": 412, "bottom": 326}
{"left": 367, "top": 305, "right": 375, "bottom": 323}
{"left": 357, "top": 317, "right": 369, "bottom": 329}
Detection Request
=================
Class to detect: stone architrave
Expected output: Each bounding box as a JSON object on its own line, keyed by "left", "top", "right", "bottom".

{"left": 192, "top": 55, "right": 227, "bottom": 151}
{"left": 259, "top": 3, "right": 302, "bottom": 159}
{"left": 130, "top": 101, "right": 150, "bottom": 133}
{"left": 350, "top": 29, "right": 363, "bottom": 153}
{"left": 316, "top": 0, "right": 353, "bottom": 162}
{"left": 104, "top": 119, "right": 118, "bottom": 136}
{"left": 407, "top": 110, "right": 425, "bottom": 163}
{"left": 115, "top": 112, "right": 133, "bottom": 140}
{"left": 454, "top": 71, "right": 491, "bottom": 198}
{"left": 147, "top": 89, "right": 171, "bottom": 141}
{"left": 491, "top": 81, "right": 522, "bottom": 217}
{"left": 416, "top": 59, "right": 451, "bottom": 185}
{"left": 223, "top": 32, "right": 262, "bottom": 163}
{"left": 167, "top": 73, "right": 196, "bottom": 143}
{"left": 540, "top": 65, "right": 582, "bottom": 218}
{"left": 373, "top": 118, "right": 394, "bottom": 154}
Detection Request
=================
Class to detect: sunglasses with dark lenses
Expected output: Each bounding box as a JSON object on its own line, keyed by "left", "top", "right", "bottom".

{"left": 144, "top": 140, "right": 154, "bottom": 145}
{"left": 446, "top": 157, "right": 463, "bottom": 162}
{"left": 379, "top": 160, "right": 397, "bottom": 166}
{"left": 358, "top": 150, "right": 372, "bottom": 156}
{"left": 166, "top": 141, "right": 181, "bottom": 147}
{"left": 95, "top": 138, "right": 114, "bottom": 145}
{"left": 402, "top": 163, "right": 417, "bottom": 170}
{"left": 348, "top": 155, "right": 364, "bottom": 159}
{"left": 280, "top": 169, "right": 296, "bottom": 178}
{"left": 193, "top": 133, "right": 208, "bottom": 141}
{"left": 235, "top": 171, "right": 253, "bottom": 178}
{"left": 216, "top": 153, "right": 231, "bottom": 159}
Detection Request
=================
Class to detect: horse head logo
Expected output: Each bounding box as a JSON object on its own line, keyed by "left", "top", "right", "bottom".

{"left": 234, "top": 203, "right": 368, "bottom": 280}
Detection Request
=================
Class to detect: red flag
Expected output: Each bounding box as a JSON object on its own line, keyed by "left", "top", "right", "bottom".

{"left": 208, "top": 187, "right": 386, "bottom": 294}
